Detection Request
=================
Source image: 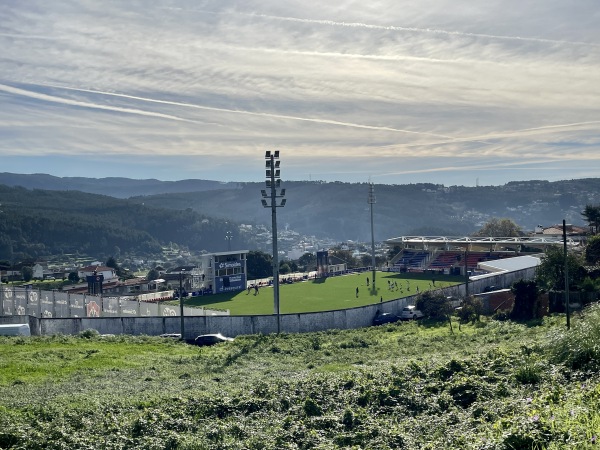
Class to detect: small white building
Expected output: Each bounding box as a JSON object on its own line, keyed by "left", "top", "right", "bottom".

{"left": 32, "top": 263, "right": 44, "bottom": 280}
{"left": 78, "top": 265, "right": 118, "bottom": 281}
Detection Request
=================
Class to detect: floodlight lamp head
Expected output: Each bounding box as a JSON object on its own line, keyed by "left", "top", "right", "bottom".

{"left": 261, "top": 199, "right": 268, "bottom": 207}
{"left": 274, "top": 150, "right": 280, "bottom": 158}
{"left": 280, "top": 189, "right": 286, "bottom": 196}
{"left": 266, "top": 170, "right": 271, "bottom": 177}
{"left": 274, "top": 160, "right": 280, "bottom": 168}
{"left": 281, "top": 199, "right": 287, "bottom": 207}
{"left": 261, "top": 189, "right": 267, "bottom": 197}
{"left": 265, "top": 151, "right": 271, "bottom": 158}
{"left": 266, "top": 180, "right": 272, "bottom": 188}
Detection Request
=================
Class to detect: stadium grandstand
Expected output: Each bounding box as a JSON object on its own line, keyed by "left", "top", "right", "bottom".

{"left": 384, "top": 235, "right": 577, "bottom": 275}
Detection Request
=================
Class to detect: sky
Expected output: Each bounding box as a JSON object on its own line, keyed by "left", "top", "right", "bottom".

{"left": 1, "top": 0, "right": 599, "bottom": 186}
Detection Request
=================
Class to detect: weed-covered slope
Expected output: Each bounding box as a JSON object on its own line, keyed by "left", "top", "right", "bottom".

{"left": 0, "top": 312, "right": 599, "bottom": 449}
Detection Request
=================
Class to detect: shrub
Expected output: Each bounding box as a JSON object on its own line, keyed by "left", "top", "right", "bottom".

{"left": 78, "top": 328, "right": 99, "bottom": 339}
{"left": 415, "top": 291, "right": 452, "bottom": 320}
{"left": 455, "top": 296, "right": 483, "bottom": 324}
{"left": 510, "top": 279, "right": 540, "bottom": 321}
{"left": 492, "top": 309, "right": 511, "bottom": 321}
{"left": 546, "top": 303, "right": 600, "bottom": 370}
{"left": 303, "top": 398, "right": 322, "bottom": 417}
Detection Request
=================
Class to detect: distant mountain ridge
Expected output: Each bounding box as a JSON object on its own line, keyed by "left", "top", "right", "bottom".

{"left": 1, "top": 173, "right": 599, "bottom": 244}
{"left": 0, "top": 173, "right": 239, "bottom": 198}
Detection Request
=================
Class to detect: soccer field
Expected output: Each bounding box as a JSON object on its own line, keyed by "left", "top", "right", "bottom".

{"left": 183, "top": 271, "right": 461, "bottom": 315}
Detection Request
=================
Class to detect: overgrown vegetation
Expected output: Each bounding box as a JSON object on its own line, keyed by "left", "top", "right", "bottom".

{"left": 0, "top": 310, "right": 599, "bottom": 449}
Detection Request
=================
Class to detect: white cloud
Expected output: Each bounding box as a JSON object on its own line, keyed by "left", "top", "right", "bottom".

{"left": 0, "top": 0, "right": 598, "bottom": 184}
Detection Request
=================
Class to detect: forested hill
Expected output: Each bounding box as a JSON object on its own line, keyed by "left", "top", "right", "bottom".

{"left": 0, "top": 185, "right": 251, "bottom": 261}
{"left": 2, "top": 174, "right": 600, "bottom": 244}
{"left": 130, "top": 179, "right": 600, "bottom": 241}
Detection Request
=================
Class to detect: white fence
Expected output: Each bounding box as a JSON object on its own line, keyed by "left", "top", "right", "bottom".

{"left": 0, "top": 286, "right": 229, "bottom": 318}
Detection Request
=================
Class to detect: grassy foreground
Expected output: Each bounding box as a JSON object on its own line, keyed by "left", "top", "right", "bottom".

{"left": 182, "top": 271, "right": 460, "bottom": 315}
{"left": 1, "top": 308, "right": 600, "bottom": 449}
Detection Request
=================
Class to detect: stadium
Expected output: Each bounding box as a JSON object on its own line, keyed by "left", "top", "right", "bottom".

{"left": 383, "top": 235, "right": 574, "bottom": 276}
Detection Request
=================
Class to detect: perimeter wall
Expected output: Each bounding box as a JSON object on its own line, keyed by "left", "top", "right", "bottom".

{"left": 1, "top": 268, "right": 536, "bottom": 338}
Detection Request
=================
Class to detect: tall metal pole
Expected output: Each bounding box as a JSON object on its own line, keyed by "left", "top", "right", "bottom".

{"left": 464, "top": 248, "right": 469, "bottom": 298}
{"left": 225, "top": 231, "right": 232, "bottom": 251}
{"left": 368, "top": 183, "right": 376, "bottom": 294}
{"left": 261, "top": 151, "right": 285, "bottom": 334}
{"left": 269, "top": 154, "right": 281, "bottom": 334}
{"left": 179, "top": 269, "right": 185, "bottom": 340}
{"left": 563, "top": 220, "right": 570, "bottom": 330}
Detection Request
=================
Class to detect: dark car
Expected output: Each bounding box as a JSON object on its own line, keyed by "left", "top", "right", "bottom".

{"left": 373, "top": 312, "right": 400, "bottom": 326}
{"left": 193, "top": 333, "right": 234, "bottom": 346}
{"left": 483, "top": 285, "right": 500, "bottom": 293}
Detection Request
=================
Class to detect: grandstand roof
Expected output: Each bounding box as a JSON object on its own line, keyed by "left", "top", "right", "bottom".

{"left": 384, "top": 235, "right": 577, "bottom": 250}
{"left": 477, "top": 255, "right": 541, "bottom": 273}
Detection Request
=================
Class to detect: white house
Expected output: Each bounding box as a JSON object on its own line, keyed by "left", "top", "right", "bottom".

{"left": 77, "top": 265, "right": 118, "bottom": 281}
{"left": 32, "top": 263, "right": 44, "bottom": 280}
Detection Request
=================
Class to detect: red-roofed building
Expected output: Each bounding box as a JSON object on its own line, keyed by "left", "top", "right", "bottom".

{"left": 534, "top": 224, "right": 588, "bottom": 243}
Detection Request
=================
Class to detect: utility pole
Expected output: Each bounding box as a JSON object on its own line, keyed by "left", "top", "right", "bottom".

{"left": 464, "top": 248, "right": 469, "bottom": 298}
{"left": 563, "top": 220, "right": 570, "bottom": 330}
{"left": 179, "top": 269, "right": 186, "bottom": 340}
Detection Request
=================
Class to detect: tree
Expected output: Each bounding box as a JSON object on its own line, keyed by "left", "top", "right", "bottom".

{"left": 510, "top": 279, "right": 541, "bottom": 320}
{"left": 585, "top": 235, "right": 600, "bottom": 264}
{"left": 455, "top": 296, "right": 483, "bottom": 324}
{"left": 415, "top": 291, "right": 452, "bottom": 320}
{"left": 473, "top": 218, "right": 523, "bottom": 237}
{"left": 68, "top": 272, "right": 80, "bottom": 283}
{"left": 582, "top": 204, "right": 600, "bottom": 234}
{"left": 247, "top": 250, "right": 273, "bottom": 279}
{"left": 279, "top": 263, "right": 291, "bottom": 275}
{"left": 106, "top": 256, "right": 118, "bottom": 270}
{"left": 21, "top": 266, "right": 33, "bottom": 282}
{"left": 536, "top": 246, "right": 584, "bottom": 291}
{"left": 105, "top": 256, "right": 127, "bottom": 278}
{"left": 298, "top": 253, "right": 316, "bottom": 271}
{"left": 580, "top": 276, "right": 600, "bottom": 293}
{"left": 284, "top": 260, "right": 298, "bottom": 273}
{"left": 146, "top": 268, "right": 160, "bottom": 281}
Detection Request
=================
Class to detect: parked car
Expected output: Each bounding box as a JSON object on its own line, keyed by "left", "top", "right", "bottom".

{"left": 483, "top": 285, "right": 500, "bottom": 293}
{"left": 373, "top": 312, "right": 401, "bottom": 326}
{"left": 193, "top": 333, "right": 234, "bottom": 346}
{"left": 400, "top": 306, "right": 424, "bottom": 320}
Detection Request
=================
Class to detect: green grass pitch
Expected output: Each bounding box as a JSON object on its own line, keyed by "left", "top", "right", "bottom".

{"left": 183, "top": 271, "right": 461, "bottom": 315}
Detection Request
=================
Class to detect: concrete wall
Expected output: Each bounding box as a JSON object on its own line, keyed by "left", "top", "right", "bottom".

{"left": 0, "top": 268, "right": 536, "bottom": 338}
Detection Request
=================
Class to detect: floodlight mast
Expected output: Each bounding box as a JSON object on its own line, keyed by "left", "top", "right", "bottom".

{"left": 262, "top": 151, "right": 286, "bottom": 333}
{"left": 368, "top": 183, "right": 376, "bottom": 294}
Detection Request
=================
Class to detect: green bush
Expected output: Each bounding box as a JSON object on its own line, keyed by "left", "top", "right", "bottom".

{"left": 415, "top": 291, "right": 452, "bottom": 320}
{"left": 546, "top": 303, "right": 600, "bottom": 370}
{"left": 78, "top": 328, "right": 100, "bottom": 339}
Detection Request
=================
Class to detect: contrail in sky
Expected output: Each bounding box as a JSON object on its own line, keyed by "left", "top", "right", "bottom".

{"left": 36, "top": 83, "right": 454, "bottom": 139}
{"left": 0, "top": 33, "right": 67, "bottom": 41}
{"left": 164, "top": 7, "right": 600, "bottom": 48}
{"left": 0, "top": 83, "right": 204, "bottom": 125}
